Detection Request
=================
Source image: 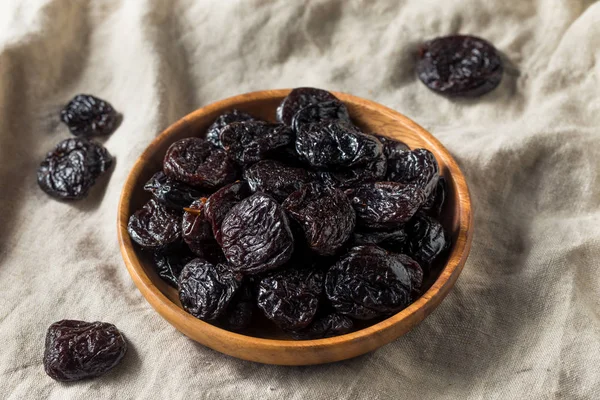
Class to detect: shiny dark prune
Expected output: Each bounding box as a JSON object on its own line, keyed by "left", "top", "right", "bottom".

{"left": 295, "top": 121, "right": 384, "bottom": 169}
{"left": 403, "top": 214, "right": 448, "bottom": 267}
{"left": 352, "top": 228, "right": 407, "bottom": 248}
{"left": 204, "top": 181, "right": 252, "bottom": 246}
{"left": 386, "top": 149, "right": 439, "bottom": 197}
{"left": 152, "top": 249, "right": 195, "bottom": 288}
{"left": 283, "top": 183, "right": 355, "bottom": 256}
{"left": 257, "top": 267, "right": 323, "bottom": 330}
{"left": 325, "top": 245, "right": 414, "bottom": 320}
{"left": 290, "top": 313, "right": 353, "bottom": 340}
{"left": 127, "top": 198, "right": 182, "bottom": 250}
{"left": 374, "top": 135, "right": 410, "bottom": 159}
{"left": 421, "top": 176, "right": 447, "bottom": 217}
{"left": 163, "top": 138, "right": 237, "bottom": 189}
{"left": 417, "top": 35, "right": 503, "bottom": 97}
{"left": 220, "top": 121, "right": 294, "bottom": 165}
{"left": 219, "top": 282, "right": 255, "bottom": 332}
{"left": 60, "top": 94, "right": 119, "bottom": 137}
{"left": 244, "top": 160, "right": 314, "bottom": 202}
{"left": 144, "top": 171, "right": 206, "bottom": 210}
{"left": 346, "top": 182, "right": 426, "bottom": 229}
{"left": 276, "top": 87, "right": 340, "bottom": 126}
{"left": 401, "top": 254, "right": 424, "bottom": 299}
{"left": 221, "top": 193, "right": 294, "bottom": 274}
{"left": 316, "top": 151, "right": 386, "bottom": 188}
{"left": 206, "top": 109, "right": 256, "bottom": 147}
{"left": 182, "top": 198, "right": 223, "bottom": 261}
{"left": 178, "top": 259, "right": 242, "bottom": 321}
{"left": 44, "top": 320, "right": 127, "bottom": 382}
{"left": 37, "top": 138, "right": 113, "bottom": 200}
{"left": 291, "top": 101, "right": 351, "bottom": 132}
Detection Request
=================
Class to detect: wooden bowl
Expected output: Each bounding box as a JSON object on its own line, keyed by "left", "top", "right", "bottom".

{"left": 117, "top": 89, "right": 473, "bottom": 365}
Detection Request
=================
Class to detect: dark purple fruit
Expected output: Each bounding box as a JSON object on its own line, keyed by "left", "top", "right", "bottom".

{"left": 127, "top": 198, "right": 182, "bottom": 251}
{"left": 243, "top": 160, "right": 314, "bottom": 202}
{"left": 204, "top": 181, "right": 252, "bottom": 246}
{"left": 220, "top": 121, "right": 294, "bottom": 165}
{"left": 206, "top": 109, "right": 256, "bottom": 148}
{"left": 60, "top": 94, "right": 119, "bottom": 137}
{"left": 276, "top": 87, "right": 340, "bottom": 127}
{"left": 43, "top": 320, "right": 127, "bottom": 382}
{"left": 290, "top": 313, "right": 354, "bottom": 340}
{"left": 386, "top": 149, "right": 439, "bottom": 197}
{"left": 144, "top": 171, "right": 207, "bottom": 210}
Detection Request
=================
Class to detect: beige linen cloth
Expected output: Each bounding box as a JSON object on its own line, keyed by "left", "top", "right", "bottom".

{"left": 1, "top": 0, "right": 599, "bottom": 398}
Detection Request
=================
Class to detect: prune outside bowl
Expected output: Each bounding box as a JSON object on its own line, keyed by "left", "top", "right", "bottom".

{"left": 117, "top": 89, "right": 473, "bottom": 366}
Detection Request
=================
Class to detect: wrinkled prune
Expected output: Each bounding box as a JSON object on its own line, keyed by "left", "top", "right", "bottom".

{"left": 37, "top": 138, "right": 113, "bottom": 200}
{"left": 178, "top": 259, "right": 242, "bottom": 321}
{"left": 152, "top": 248, "right": 195, "bottom": 288}
{"left": 283, "top": 183, "right": 355, "bottom": 256}
{"left": 417, "top": 35, "right": 503, "bottom": 97}
{"left": 375, "top": 135, "right": 410, "bottom": 159}
{"left": 317, "top": 151, "right": 386, "bottom": 188}
{"left": 221, "top": 193, "right": 294, "bottom": 274}
{"left": 163, "top": 138, "right": 237, "bottom": 189}
{"left": 346, "top": 182, "right": 426, "bottom": 229}
{"left": 244, "top": 160, "right": 314, "bottom": 202}
{"left": 144, "top": 171, "right": 206, "bottom": 210}
{"left": 43, "top": 320, "right": 127, "bottom": 382}
{"left": 182, "top": 198, "right": 223, "bottom": 260}
{"left": 325, "top": 245, "right": 414, "bottom": 320}
{"left": 386, "top": 149, "right": 439, "bottom": 197}
{"left": 421, "top": 176, "right": 447, "bottom": 217}
{"left": 295, "top": 121, "right": 384, "bottom": 170}
{"left": 205, "top": 181, "right": 252, "bottom": 246}
{"left": 219, "top": 282, "right": 255, "bottom": 332}
{"left": 257, "top": 267, "right": 323, "bottom": 330}
{"left": 352, "top": 228, "right": 407, "bottom": 248}
{"left": 220, "top": 121, "right": 294, "bottom": 165}
{"left": 277, "top": 87, "right": 341, "bottom": 126}
{"left": 291, "top": 101, "right": 351, "bottom": 132}
{"left": 206, "top": 109, "right": 256, "bottom": 148}
{"left": 403, "top": 214, "right": 448, "bottom": 267}
{"left": 60, "top": 94, "right": 119, "bottom": 137}
{"left": 127, "top": 198, "right": 182, "bottom": 250}
{"left": 290, "top": 313, "right": 354, "bottom": 340}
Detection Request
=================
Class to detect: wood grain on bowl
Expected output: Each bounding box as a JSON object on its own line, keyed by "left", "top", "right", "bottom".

{"left": 117, "top": 89, "right": 473, "bottom": 365}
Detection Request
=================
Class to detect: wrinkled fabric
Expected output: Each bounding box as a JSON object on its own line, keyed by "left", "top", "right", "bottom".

{"left": 1, "top": 0, "right": 599, "bottom": 399}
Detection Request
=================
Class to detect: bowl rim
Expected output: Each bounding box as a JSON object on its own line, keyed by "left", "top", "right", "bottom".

{"left": 118, "top": 89, "right": 473, "bottom": 356}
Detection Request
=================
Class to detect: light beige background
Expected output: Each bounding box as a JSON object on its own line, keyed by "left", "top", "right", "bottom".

{"left": 1, "top": 0, "right": 599, "bottom": 399}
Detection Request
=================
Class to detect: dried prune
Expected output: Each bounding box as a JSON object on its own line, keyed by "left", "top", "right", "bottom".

{"left": 178, "top": 259, "right": 242, "bottom": 321}
{"left": 219, "top": 282, "right": 255, "bottom": 332}
{"left": 204, "top": 181, "right": 252, "bottom": 246}
{"left": 257, "top": 267, "right": 323, "bottom": 330}
{"left": 37, "top": 138, "right": 113, "bottom": 200}
{"left": 221, "top": 193, "right": 294, "bottom": 274}
{"left": 325, "top": 245, "right": 413, "bottom": 320}
{"left": 182, "top": 199, "right": 211, "bottom": 251}
{"left": 386, "top": 148, "right": 439, "bottom": 197}
{"left": 346, "top": 182, "right": 426, "bottom": 229}
{"left": 290, "top": 313, "right": 353, "bottom": 340}
{"left": 295, "top": 121, "right": 384, "bottom": 170}
{"left": 60, "top": 94, "right": 119, "bottom": 137}
{"left": 421, "top": 176, "right": 447, "bottom": 217}
{"left": 144, "top": 171, "right": 206, "bottom": 210}
{"left": 416, "top": 35, "right": 503, "bottom": 97}
{"left": 127, "top": 198, "right": 182, "bottom": 250}
{"left": 317, "top": 151, "right": 386, "bottom": 188}
{"left": 163, "top": 138, "right": 237, "bottom": 189}
{"left": 352, "top": 228, "right": 407, "bottom": 248}
{"left": 206, "top": 109, "right": 256, "bottom": 147}
{"left": 277, "top": 87, "right": 341, "bottom": 126}
{"left": 243, "top": 160, "right": 314, "bottom": 202}
{"left": 220, "top": 121, "right": 294, "bottom": 165}
{"left": 291, "top": 101, "right": 351, "bottom": 132}
{"left": 402, "top": 214, "right": 448, "bottom": 267}
{"left": 152, "top": 248, "right": 195, "bottom": 288}
{"left": 375, "top": 135, "right": 410, "bottom": 159}
{"left": 283, "top": 183, "right": 355, "bottom": 256}
{"left": 43, "top": 320, "right": 127, "bottom": 382}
